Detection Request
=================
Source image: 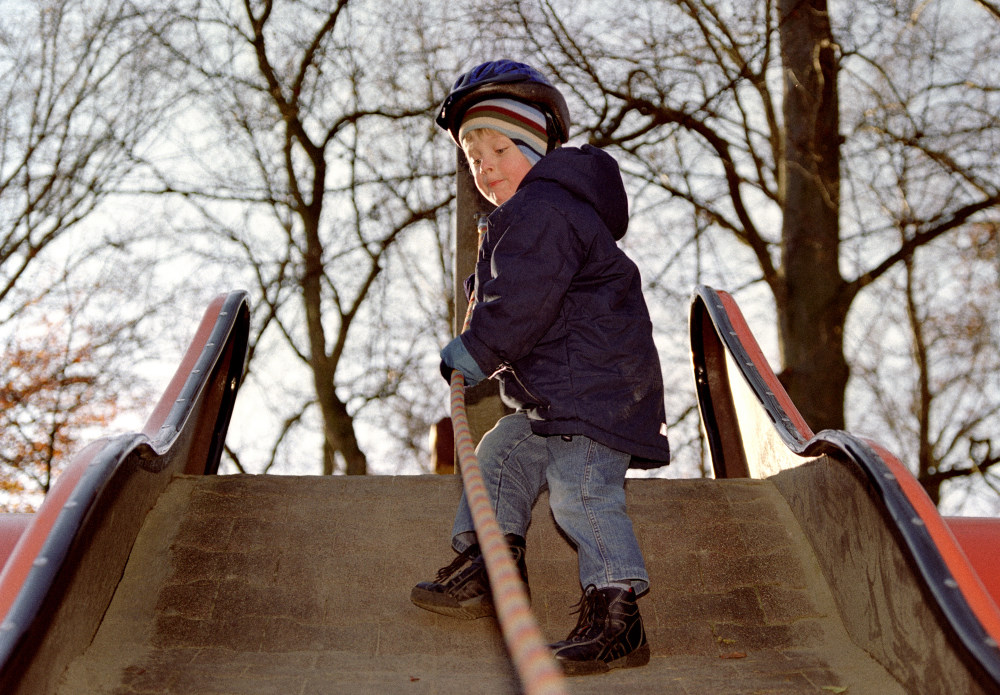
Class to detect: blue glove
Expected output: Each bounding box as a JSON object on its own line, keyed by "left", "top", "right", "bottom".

{"left": 440, "top": 335, "right": 487, "bottom": 387}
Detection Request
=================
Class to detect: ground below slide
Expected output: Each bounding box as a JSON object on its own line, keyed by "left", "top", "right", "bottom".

{"left": 55, "top": 474, "right": 905, "bottom": 694}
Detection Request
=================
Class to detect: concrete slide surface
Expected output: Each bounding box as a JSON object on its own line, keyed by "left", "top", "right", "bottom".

{"left": 55, "top": 474, "right": 906, "bottom": 695}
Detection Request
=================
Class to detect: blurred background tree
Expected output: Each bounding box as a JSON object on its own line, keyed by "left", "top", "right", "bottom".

{"left": 0, "top": 0, "right": 184, "bottom": 505}
{"left": 468, "top": 0, "right": 1000, "bottom": 507}
{"left": 143, "top": 0, "right": 459, "bottom": 475}
{"left": 1, "top": 0, "right": 997, "bottom": 513}
{"left": 0, "top": 294, "right": 152, "bottom": 511}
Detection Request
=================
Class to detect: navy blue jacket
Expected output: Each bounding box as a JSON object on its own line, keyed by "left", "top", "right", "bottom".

{"left": 461, "top": 145, "right": 670, "bottom": 464}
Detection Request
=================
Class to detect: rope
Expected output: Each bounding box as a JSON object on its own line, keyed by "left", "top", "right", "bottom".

{"left": 449, "top": 217, "right": 568, "bottom": 694}
{"left": 450, "top": 371, "right": 568, "bottom": 695}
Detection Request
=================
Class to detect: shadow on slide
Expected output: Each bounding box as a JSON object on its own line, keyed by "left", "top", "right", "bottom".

{"left": 691, "top": 285, "right": 1000, "bottom": 693}
{"left": 0, "top": 291, "right": 250, "bottom": 694}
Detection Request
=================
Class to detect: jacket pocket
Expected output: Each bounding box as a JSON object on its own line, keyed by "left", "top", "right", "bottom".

{"left": 496, "top": 362, "right": 548, "bottom": 408}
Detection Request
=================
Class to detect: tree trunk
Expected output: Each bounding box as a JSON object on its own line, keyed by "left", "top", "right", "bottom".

{"left": 303, "top": 214, "right": 368, "bottom": 476}
{"left": 455, "top": 149, "right": 511, "bottom": 449}
{"left": 904, "top": 257, "right": 940, "bottom": 505}
{"left": 777, "top": 0, "right": 849, "bottom": 431}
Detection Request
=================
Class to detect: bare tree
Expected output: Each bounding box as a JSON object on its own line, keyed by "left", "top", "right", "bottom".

{"left": 471, "top": 0, "right": 1000, "bottom": 504}
{"left": 851, "top": 223, "right": 1000, "bottom": 508}
{"left": 156, "top": 0, "right": 460, "bottom": 475}
{"left": 0, "top": 0, "right": 180, "bottom": 321}
{"left": 0, "top": 298, "right": 153, "bottom": 509}
{"left": 0, "top": 0, "right": 191, "bottom": 503}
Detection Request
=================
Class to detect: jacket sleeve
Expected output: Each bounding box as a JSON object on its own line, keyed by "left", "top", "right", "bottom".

{"left": 461, "top": 199, "right": 582, "bottom": 373}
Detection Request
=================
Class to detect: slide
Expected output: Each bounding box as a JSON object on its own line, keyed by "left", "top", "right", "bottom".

{"left": 0, "top": 286, "right": 996, "bottom": 694}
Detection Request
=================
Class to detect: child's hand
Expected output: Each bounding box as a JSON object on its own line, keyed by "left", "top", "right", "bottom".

{"left": 440, "top": 336, "right": 487, "bottom": 387}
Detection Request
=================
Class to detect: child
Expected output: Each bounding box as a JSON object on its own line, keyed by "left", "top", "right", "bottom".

{"left": 411, "top": 60, "right": 671, "bottom": 676}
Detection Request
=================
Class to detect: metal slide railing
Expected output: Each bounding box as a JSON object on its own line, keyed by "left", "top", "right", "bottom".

{"left": 690, "top": 284, "right": 1000, "bottom": 692}
{"left": 0, "top": 292, "right": 250, "bottom": 693}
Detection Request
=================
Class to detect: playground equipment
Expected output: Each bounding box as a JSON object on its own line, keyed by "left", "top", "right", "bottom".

{"left": 0, "top": 286, "right": 996, "bottom": 694}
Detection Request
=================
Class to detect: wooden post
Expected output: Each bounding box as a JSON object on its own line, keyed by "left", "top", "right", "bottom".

{"left": 430, "top": 417, "right": 455, "bottom": 474}
{"left": 453, "top": 148, "right": 511, "bottom": 455}
{"left": 454, "top": 148, "right": 490, "bottom": 333}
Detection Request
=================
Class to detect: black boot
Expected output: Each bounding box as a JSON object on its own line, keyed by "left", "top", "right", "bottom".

{"left": 410, "top": 534, "right": 528, "bottom": 619}
{"left": 549, "top": 585, "right": 650, "bottom": 675}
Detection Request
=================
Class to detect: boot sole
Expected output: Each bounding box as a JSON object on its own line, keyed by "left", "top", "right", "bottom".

{"left": 559, "top": 643, "right": 651, "bottom": 676}
{"left": 409, "top": 586, "right": 495, "bottom": 619}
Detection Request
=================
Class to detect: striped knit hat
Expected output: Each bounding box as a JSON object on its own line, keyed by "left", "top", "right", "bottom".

{"left": 458, "top": 98, "right": 550, "bottom": 165}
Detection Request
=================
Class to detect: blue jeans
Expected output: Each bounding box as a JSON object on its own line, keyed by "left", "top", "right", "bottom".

{"left": 451, "top": 412, "right": 649, "bottom": 595}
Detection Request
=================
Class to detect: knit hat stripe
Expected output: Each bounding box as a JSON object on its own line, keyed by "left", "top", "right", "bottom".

{"left": 463, "top": 116, "right": 548, "bottom": 154}
{"left": 459, "top": 98, "right": 549, "bottom": 162}
{"left": 463, "top": 102, "right": 548, "bottom": 140}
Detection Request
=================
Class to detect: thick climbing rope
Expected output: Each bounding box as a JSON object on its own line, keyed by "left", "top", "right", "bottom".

{"left": 449, "top": 371, "right": 568, "bottom": 695}
{"left": 448, "top": 221, "right": 568, "bottom": 695}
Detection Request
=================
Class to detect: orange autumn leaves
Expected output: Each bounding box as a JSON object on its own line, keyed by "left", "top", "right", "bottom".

{"left": 1, "top": 317, "right": 118, "bottom": 511}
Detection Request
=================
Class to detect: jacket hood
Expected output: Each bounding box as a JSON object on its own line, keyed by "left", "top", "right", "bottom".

{"left": 521, "top": 145, "right": 629, "bottom": 240}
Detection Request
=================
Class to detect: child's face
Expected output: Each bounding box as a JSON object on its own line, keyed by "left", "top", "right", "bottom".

{"left": 461, "top": 130, "right": 534, "bottom": 206}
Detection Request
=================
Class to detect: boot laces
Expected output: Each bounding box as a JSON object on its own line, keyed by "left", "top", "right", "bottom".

{"left": 566, "top": 585, "right": 609, "bottom": 641}
{"left": 435, "top": 545, "right": 480, "bottom": 582}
